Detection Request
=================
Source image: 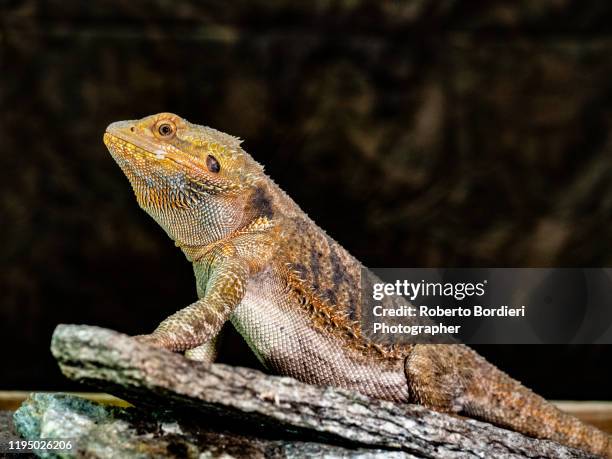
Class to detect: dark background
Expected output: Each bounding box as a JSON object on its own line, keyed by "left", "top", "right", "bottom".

{"left": 2, "top": 1, "right": 611, "bottom": 398}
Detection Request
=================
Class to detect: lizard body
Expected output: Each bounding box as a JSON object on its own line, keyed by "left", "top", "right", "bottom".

{"left": 104, "top": 113, "right": 611, "bottom": 457}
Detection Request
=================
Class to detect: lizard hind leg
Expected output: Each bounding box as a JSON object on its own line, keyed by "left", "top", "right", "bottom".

{"left": 404, "top": 344, "right": 612, "bottom": 458}
{"left": 404, "top": 344, "right": 470, "bottom": 414}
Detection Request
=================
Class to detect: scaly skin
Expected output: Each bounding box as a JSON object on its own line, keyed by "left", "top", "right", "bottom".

{"left": 104, "top": 113, "right": 611, "bottom": 457}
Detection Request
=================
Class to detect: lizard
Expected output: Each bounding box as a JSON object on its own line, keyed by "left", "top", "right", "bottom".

{"left": 103, "top": 112, "right": 611, "bottom": 457}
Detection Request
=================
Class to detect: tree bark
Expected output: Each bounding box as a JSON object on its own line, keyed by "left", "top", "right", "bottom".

{"left": 43, "top": 324, "right": 592, "bottom": 458}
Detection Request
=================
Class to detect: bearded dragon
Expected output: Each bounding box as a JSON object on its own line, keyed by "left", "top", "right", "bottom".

{"left": 103, "top": 113, "right": 611, "bottom": 457}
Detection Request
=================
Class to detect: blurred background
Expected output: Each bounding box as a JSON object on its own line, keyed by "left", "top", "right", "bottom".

{"left": 2, "top": 1, "right": 611, "bottom": 398}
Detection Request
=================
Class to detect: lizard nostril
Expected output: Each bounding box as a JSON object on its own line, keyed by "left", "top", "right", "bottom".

{"left": 130, "top": 126, "right": 135, "bottom": 132}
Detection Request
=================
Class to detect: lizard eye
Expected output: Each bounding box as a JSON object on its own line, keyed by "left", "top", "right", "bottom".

{"left": 156, "top": 121, "right": 176, "bottom": 138}
{"left": 206, "top": 155, "right": 220, "bottom": 173}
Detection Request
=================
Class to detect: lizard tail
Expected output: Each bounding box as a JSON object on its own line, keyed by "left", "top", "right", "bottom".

{"left": 405, "top": 344, "right": 612, "bottom": 457}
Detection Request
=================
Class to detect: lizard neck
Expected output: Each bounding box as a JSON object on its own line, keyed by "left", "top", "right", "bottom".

{"left": 177, "top": 216, "right": 278, "bottom": 263}
{"left": 177, "top": 241, "right": 210, "bottom": 263}
{"left": 174, "top": 175, "right": 300, "bottom": 264}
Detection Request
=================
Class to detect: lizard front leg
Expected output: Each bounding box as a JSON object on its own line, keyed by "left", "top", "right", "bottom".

{"left": 135, "top": 247, "right": 249, "bottom": 354}
{"left": 184, "top": 333, "right": 221, "bottom": 363}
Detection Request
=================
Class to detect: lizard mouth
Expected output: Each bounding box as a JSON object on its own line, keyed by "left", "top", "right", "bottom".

{"left": 103, "top": 131, "right": 240, "bottom": 193}
{"left": 103, "top": 130, "right": 174, "bottom": 161}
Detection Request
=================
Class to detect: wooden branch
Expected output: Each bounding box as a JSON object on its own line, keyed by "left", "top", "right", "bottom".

{"left": 44, "top": 324, "right": 591, "bottom": 458}
{"left": 13, "top": 393, "right": 414, "bottom": 458}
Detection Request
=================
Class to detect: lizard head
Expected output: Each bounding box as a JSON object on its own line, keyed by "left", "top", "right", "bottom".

{"left": 103, "top": 113, "right": 265, "bottom": 248}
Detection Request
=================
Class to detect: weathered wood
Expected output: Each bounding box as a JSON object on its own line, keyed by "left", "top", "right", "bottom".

{"left": 41, "top": 324, "right": 596, "bottom": 458}
{"left": 4, "top": 392, "right": 611, "bottom": 434}
{"left": 13, "top": 394, "right": 416, "bottom": 459}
